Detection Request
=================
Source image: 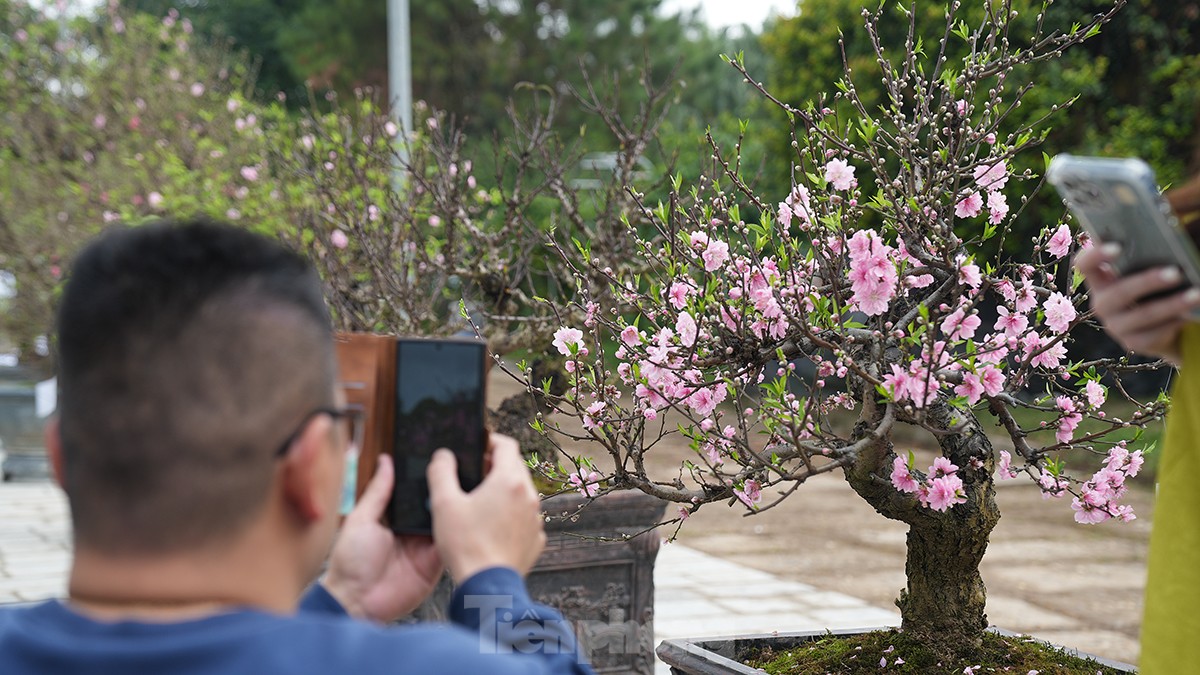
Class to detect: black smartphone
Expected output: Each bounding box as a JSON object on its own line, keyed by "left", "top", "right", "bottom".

{"left": 389, "top": 337, "right": 488, "bottom": 534}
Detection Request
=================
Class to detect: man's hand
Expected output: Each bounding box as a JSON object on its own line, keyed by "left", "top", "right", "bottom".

{"left": 1075, "top": 242, "right": 1200, "bottom": 364}
{"left": 427, "top": 434, "right": 546, "bottom": 583}
{"left": 324, "top": 454, "right": 443, "bottom": 623}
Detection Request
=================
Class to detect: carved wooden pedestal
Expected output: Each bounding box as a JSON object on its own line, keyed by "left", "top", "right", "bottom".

{"left": 530, "top": 490, "right": 667, "bottom": 674}
{"left": 406, "top": 490, "right": 667, "bottom": 674}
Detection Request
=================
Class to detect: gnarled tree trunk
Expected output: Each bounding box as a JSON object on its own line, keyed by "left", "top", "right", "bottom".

{"left": 844, "top": 397, "right": 1001, "bottom": 650}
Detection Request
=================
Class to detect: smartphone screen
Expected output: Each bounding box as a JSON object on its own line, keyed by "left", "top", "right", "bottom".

{"left": 390, "top": 339, "right": 487, "bottom": 533}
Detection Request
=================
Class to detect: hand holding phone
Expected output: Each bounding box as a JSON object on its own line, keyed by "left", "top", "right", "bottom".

{"left": 1074, "top": 243, "right": 1200, "bottom": 363}
{"left": 426, "top": 434, "right": 546, "bottom": 583}
{"left": 1048, "top": 155, "right": 1200, "bottom": 312}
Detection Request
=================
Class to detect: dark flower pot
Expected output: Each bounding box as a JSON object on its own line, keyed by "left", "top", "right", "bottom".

{"left": 406, "top": 490, "right": 667, "bottom": 674}
{"left": 655, "top": 628, "right": 1138, "bottom": 674}
{"left": 529, "top": 490, "right": 668, "bottom": 674}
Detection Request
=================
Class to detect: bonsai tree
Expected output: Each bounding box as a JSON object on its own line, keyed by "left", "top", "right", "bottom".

{"left": 507, "top": 0, "right": 1158, "bottom": 652}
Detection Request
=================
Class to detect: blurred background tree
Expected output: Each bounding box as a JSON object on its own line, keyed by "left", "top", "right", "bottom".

{"left": 120, "top": 1, "right": 765, "bottom": 150}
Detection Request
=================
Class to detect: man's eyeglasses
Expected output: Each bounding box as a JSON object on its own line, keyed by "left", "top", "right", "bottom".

{"left": 274, "top": 406, "right": 365, "bottom": 458}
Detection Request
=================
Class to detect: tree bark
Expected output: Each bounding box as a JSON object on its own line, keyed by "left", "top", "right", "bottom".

{"left": 896, "top": 514, "right": 991, "bottom": 645}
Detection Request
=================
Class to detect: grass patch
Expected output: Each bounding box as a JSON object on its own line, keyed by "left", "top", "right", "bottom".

{"left": 746, "top": 629, "right": 1130, "bottom": 674}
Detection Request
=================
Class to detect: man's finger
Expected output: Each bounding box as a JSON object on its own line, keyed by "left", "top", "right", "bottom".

{"left": 426, "top": 448, "right": 465, "bottom": 499}
{"left": 486, "top": 434, "right": 525, "bottom": 472}
{"left": 350, "top": 453, "right": 394, "bottom": 521}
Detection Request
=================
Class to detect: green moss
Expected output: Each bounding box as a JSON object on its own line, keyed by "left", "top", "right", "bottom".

{"left": 746, "top": 629, "right": 1131, "bottom": 674}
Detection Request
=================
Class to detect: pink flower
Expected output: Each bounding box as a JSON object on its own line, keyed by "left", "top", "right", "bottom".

{"left": 147, "top": 191, "right": 164, "bottom": 209}
{"left": 384, "top": 121, "right": 399, "bottom": 137}
{"left": 996, "top": 279, "right": 1017, "bottom": 303}
{"left": 240, "top": 166, "right": 259, "bottom": 182}
{"left": 930, "top": 456, "right": 958, "bottom": 477}
{"left": 891, "top": 456, "right": 919, "bottom": 493}
{"left": 1056, "top": 395, "right": 1078, "bottom": 414}
{"left": 1085, "top": 380, "right": 1107, "bottom": 408}
{"left": 1047, "top": 224, "right": 1072, "bottom": 258}
{"left": 688, "top": 383, "right": 727, "bottom": 417}
{"left": 1071, "top": 496, "right": 1110, "bottom": 524}
{"left": 941, "top": 307, "right": 981, "bottom": 341}
{"left": 582, "top": 401, "right": 606, "bottom": 431}
{"left": 190, "top": 82, "right": 205, "bottom": 97}
{"left": 1105, "top": 447, "right": 1130, "bottom": 472}
{"left": 1023, "top": 332, "right": 1066, "bottom": 369}
{"left": 882, "top": 364, "right": 911, "bottom": 402}
{"left": 330, "top": 230, "right": 349, "bottom": 249}
{"left": 1055, "top": 397, "right": 1082, "bottom": 443}
{"left": 955, "top": 373, "right": 985, "bottom": 404}
{"left": 678, "top": 506, "right": 691, "bottom": 521}
{"left": 1015, "top": 284, "right": 1038, "bottom": 314}
{"left": 734, "top": 479, "right": 763, "bottom": 508}
{"left": 957, "top": 257, "right": 982, "bottom": 288}
{"left": 955, "top": 191, "right": 983, "bottom": 218}
{"left": 1126, "top": 451, "right": 1145, "bottom": 477}
{"left": 689, "top": 231, "right": 710, "bottom": 250}
{"left": 667, "top": 281, "right": 692, "bottom": 309}
{"left": 924, "top": 474, "right": 966, "bottom": 512}
{"left": 987, "top": 190, "right": 1009, "bottom": 224}
{"left": 620, "top": 326, "right": 641, "bottom": 347}
{"left": 676, "top": 312, "right": 698, "bottom": 347}
{"left": 994, "top": 306, "right": 1028, "bottom": 337}
{"left": 779, "top": 185, "right": 813, "bottom": 227}
{"left": 702, "top": 239, "right": 731, "bottom": 271}
{"left": 978, "top": 365, "right": 1005, "bottom": 396}
{"left": 847, "top": 231, "right": 898, "bottom": 316}
{"left": 1042, "top": 292, "right": 1076, "bottom": 333}
{"left": 973, "top": 160, "right": 1010, "bottom": 191}
{"left": 552, "top": 327, "right": 585, "bottom": 356}
{"left": 569, "top": 469, "right": 603, "bottom": 497}
{"left": 777, "top": 201, "right": 793, "bottom": 227}
{"left": 998, "top": 450, "right": 1019, "bottom": 479}
{"left": 824, "top": 158, "right": 857, "bottom": 190}
{"left": 93, "top": 114, "right": 107, "bottom": 129}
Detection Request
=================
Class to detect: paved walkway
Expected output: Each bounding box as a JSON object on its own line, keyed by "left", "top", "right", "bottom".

{"left": 0, "top": 482, "right": 70, "bottom": 603}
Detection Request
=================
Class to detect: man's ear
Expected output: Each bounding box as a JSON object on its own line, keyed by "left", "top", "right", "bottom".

{"left": 278, "top": 415, "right": 335, "bottom": 524}
{"left": 44, "top": 415, "right": 67, "bottom": 491}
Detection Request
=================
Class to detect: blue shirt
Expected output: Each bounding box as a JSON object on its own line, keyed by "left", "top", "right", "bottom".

{"left": 0, "top": 567, "right": 594, "bottom": 674}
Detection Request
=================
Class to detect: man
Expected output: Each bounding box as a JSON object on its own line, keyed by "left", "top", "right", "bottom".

{"left": 0, "top": 218, "right": 593, "bottom": 674}
{"left": 1075, "top": 182, "right": 1200, "bottom": 674}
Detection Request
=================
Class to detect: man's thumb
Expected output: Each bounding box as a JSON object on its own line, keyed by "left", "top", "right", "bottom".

{"left": 426, "top": 448, "right": 464, "bottom": 499}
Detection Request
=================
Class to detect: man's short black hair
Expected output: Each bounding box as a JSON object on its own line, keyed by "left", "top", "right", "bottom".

{"left": 56, "top": 218, "right": 334, "bottom": 553}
